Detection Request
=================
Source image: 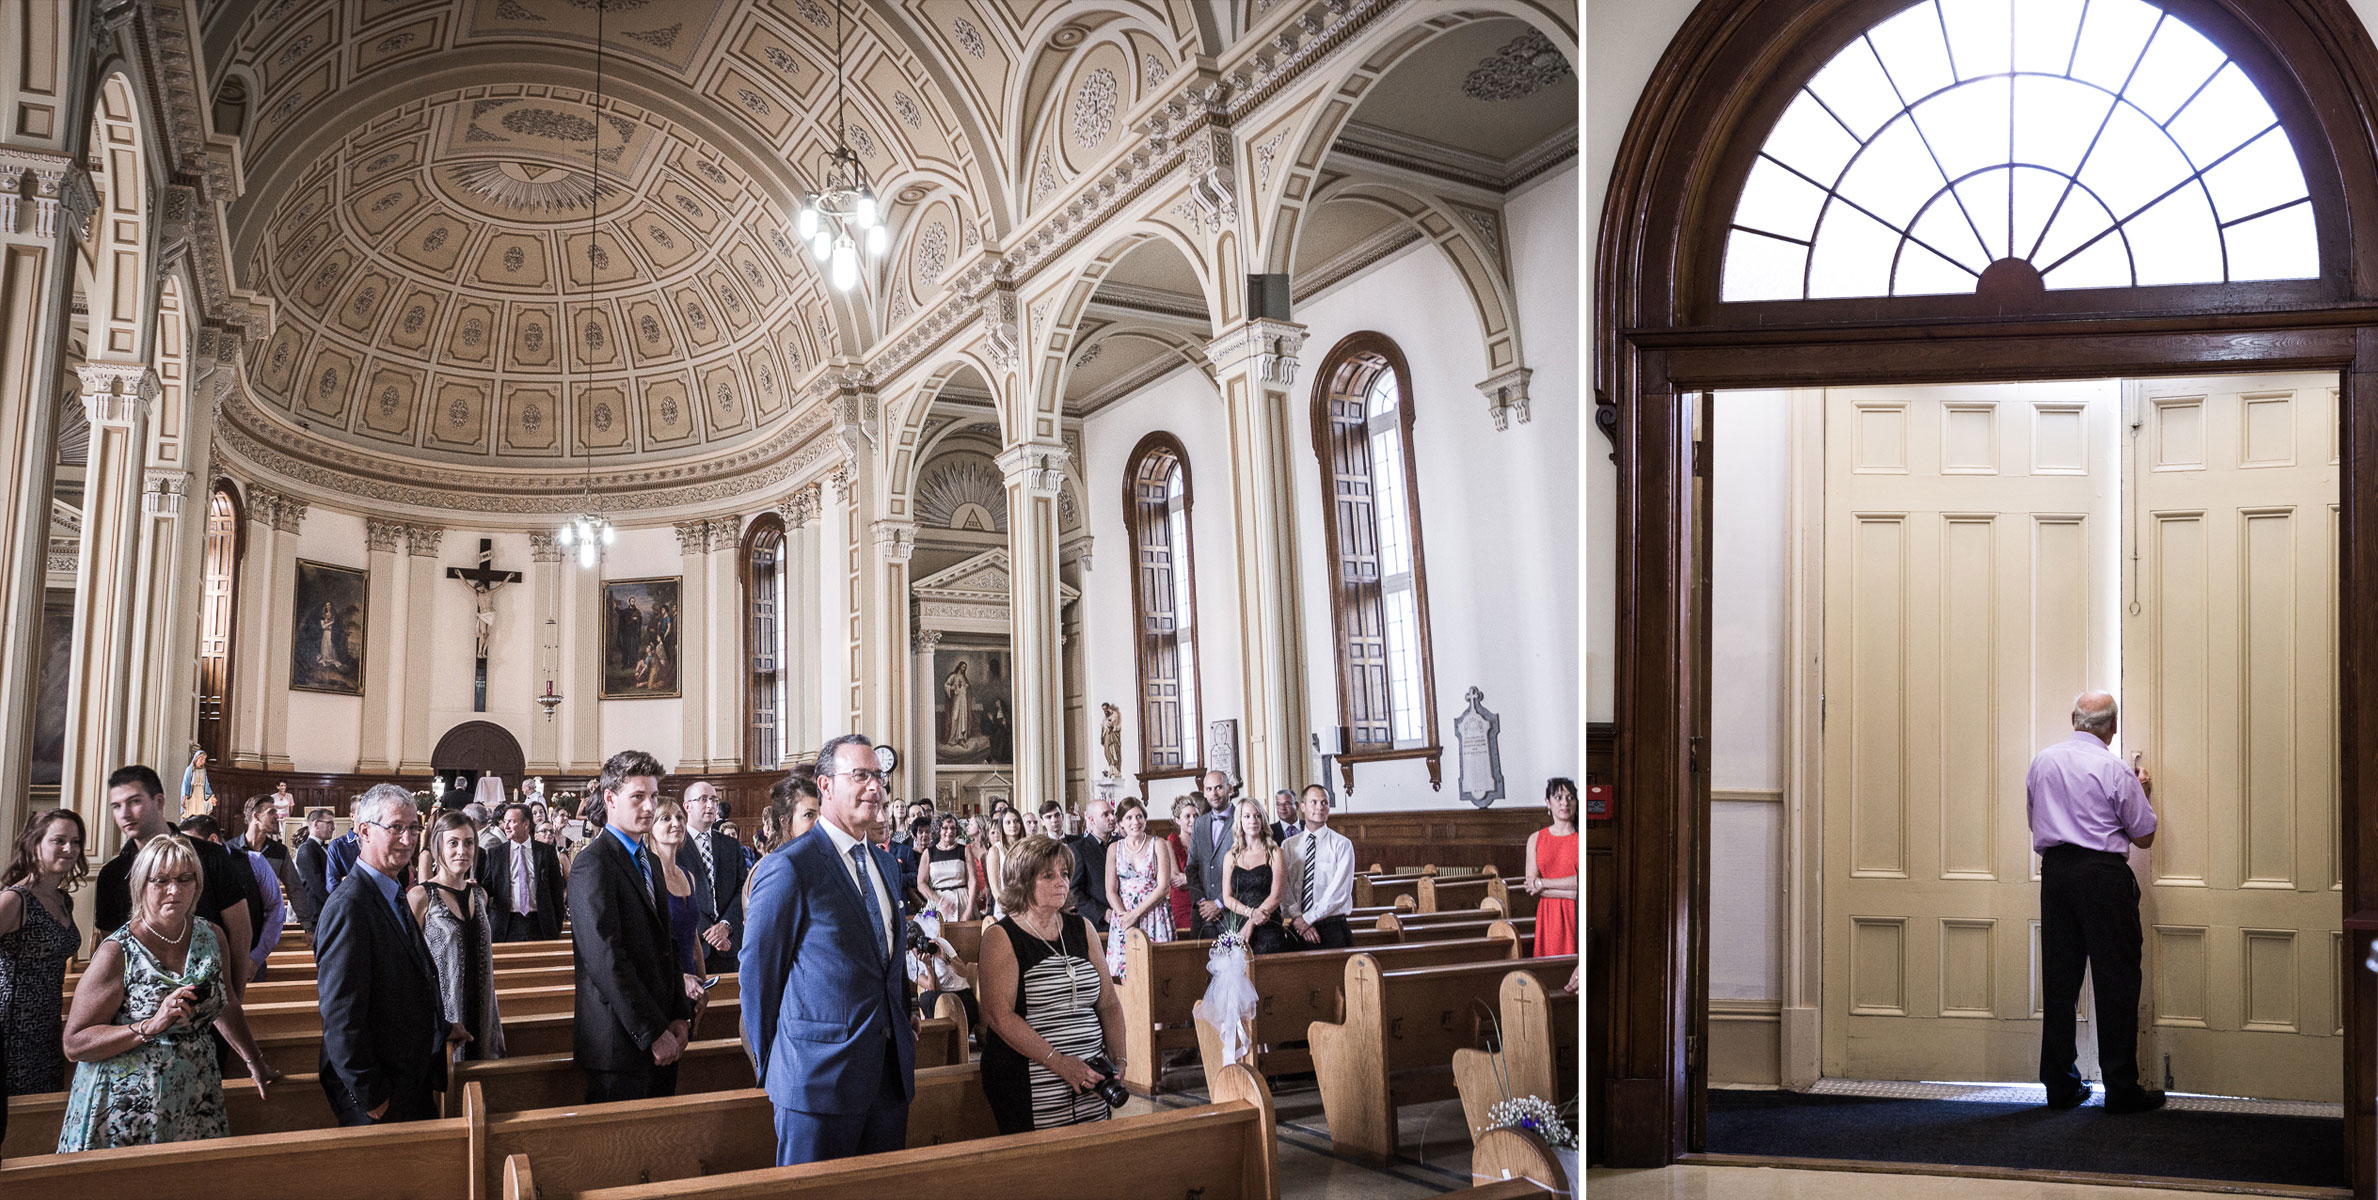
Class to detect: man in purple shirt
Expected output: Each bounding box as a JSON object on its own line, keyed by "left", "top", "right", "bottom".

{"left": 2026, "top": 690, "right": 2164, "bottom": 1113}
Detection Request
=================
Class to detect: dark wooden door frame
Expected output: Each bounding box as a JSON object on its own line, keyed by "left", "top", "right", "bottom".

{"left": 1596, "top": 1, "right": 2378, "bottom": 1193}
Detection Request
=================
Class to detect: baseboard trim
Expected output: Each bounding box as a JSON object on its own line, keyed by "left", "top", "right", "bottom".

{"left": 1677, "top": 1152, "right": 2349, "bottom": 1199}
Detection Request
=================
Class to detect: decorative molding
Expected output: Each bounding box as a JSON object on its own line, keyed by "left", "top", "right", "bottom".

{"left": 246, "top": 483, "right": 287, "bottom": 527}
{"left": 829, "top": 466, "right": 851, "bottom": 504}
{"left": 366, "top": 518, "right": 408, "bottom": 554}
{"left": 403, "top": 523, "right": 444, "bottom": 556}
{"left": 675, "top": 518, "right": 714, "bottom": 556}
{"left": 911, "top": 626, "right": 942, "bottom": 654}
{"left": 781, "top": 481, "right": 822, "bottom": 529}
{"left": 995, "top": 441, "right": 1069, "bottom": 495}
{"left": 1205, "top": 319, "right": 1307, "bottom": 387}
{"left": 528, "top": 531, "right": 563, "bottom": 562}
{"left": 0, "top": 148, "right": 85, "bottom": 242}
{"left": 872, "top": 519, "right": 917, "bottom": 564}
{"left": 1476, "top": 367, "right": 1534, "bottom": 431}
{"left": 77, "top": 362, "right": 161, "bottom": 425}
{"left": 708, "top": 514, "right": 743, "bottom": 550}
{"left": 141, "top": 468, "right": 191, "bottom": 516}
{"left": 271, "top": 491, "right": 309, "bottom": 534}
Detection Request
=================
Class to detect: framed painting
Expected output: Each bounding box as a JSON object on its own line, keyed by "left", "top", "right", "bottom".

{"left": 933, "top": 646, "right": 1013, "bottom": 766}
{"left": 290, "top": 559, "right": 368, "bottom": 695}
{"left": 601, "top": 576, "right": 682, "bottom": 699}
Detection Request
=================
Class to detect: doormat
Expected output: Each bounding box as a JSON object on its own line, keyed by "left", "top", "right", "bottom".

{"left": 1707, "top": 1088, "right": 2345, "bottom": 1189}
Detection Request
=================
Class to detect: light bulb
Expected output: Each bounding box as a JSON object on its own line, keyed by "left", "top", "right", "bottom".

{"left": 557, "top": 523, "right": 575, "bottom": 547}
{"left": 599, "top": 522, "right": 615, "bottom": 546}
{"left": 578, "top": 543, "right": 597, "bottom": 569}
{"left": 865, "top": 223, "right": 887, "bottom": 258}
{"left": 576, "top": 518, "right": 593, "bottom": 544}
{"left": 855, "top": 193, "right": 879, "bottom": 229}
{"left": 830, "top": 237, "right": 858, "bottom": 291}
{"left": 810, "top": 228, "right": 833, "bottom": 261}
{"left": 794, "top": 204, "right": 819, "bottom": 240}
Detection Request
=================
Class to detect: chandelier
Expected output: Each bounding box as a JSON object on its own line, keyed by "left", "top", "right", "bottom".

{"left": 793, "top": 0, "right": 886, "bottom": 291}
{"left": 557, "top": 0, "right": 620, "bottom": 568}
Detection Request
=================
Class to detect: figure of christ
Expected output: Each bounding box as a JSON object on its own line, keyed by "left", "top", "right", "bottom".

{"left": 942, "top": 660, "right": 974, "bottom": 747}
{"left": 318, "top": 602, "right": 341, "bottom": 666}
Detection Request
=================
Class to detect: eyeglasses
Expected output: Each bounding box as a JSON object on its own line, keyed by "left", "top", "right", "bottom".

{"left": 833, "top": 768, "right": 889, "bottom": 786}
{"left": 364, "top": 819, "right": 425, "bottom": 838}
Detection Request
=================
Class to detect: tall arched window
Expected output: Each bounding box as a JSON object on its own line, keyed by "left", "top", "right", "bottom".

{"left": 1313, "top": 333, "right": 1440, "bottom": 775}
{"left": 196, "top": 482, "right": 243, "bottom": 759}
{"left": 742, "top": 513, "right": 788, "bottom": 769}
{"left": 1125, "top": 433, "right": 1202, "bottom": 781}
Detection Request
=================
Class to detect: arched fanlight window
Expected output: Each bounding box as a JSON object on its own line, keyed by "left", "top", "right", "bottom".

{"left": 196, "top": 483, "right": 243, "bottom": 760}
{"left": 743, "top": 514, "right": 788, "bottom": 769}
{"left": 1313, "top": 334, "right": 1439, "bottom": 768}
{"left": 1125, "top": 434, "right": 1202, "bottom": 779}
{"left": 1723, "top": 0, "right": 2318, "bottom": 300}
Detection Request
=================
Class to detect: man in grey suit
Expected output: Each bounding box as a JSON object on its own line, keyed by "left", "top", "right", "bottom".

{"left": 1185, "top": 769, "right": 1238, "bottom": 937}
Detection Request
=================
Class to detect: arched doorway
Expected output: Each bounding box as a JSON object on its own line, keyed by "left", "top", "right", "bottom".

{"left": 431, "top": 720, "right": 526, "bottom": 806}
{"left": 1597, "top": 0, "right": 2378, "bottom": 1190}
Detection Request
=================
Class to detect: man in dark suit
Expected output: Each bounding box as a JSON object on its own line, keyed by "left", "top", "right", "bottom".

{"left": 1185, "top": 770, "right": 1237, "bottom": 937}
{"left": 95, "top": 766, "right": 254, "bottom": 982}
{"left": 743, "top": 733, "right": 917, "bottom": 1167}
{"left": 570, "top": 749, "right": 695, "bottom": 1103}
{"left": 291, "top": 808, "right": 334, "bottom": 931}
{"left": 316, "top": 784, "right": 458, "bottom": 1125}
{"left": 680, "top": 781, "right": 746, "bottom": 973}
{"left": 482, "top": 801, "right": 566, "bottom": 942}
{"left": 1066, "top": 795, "right": 1115, "bottom": 932}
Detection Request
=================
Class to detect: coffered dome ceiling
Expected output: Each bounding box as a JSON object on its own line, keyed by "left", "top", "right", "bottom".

{"left": 246, "top": 88, "right": 826, "bottom": 464}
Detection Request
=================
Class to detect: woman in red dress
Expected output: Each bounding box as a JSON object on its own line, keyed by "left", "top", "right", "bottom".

{"left": 1166, "top": 795, "right": 1198, "bottom": 935}
{"left": 1523, "top": 778, "right": 1579, "bottom": 957}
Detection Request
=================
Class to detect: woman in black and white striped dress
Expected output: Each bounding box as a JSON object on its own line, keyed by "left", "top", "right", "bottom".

{"left": 977, "top": 835, "right": 1126, "bottom": 1134}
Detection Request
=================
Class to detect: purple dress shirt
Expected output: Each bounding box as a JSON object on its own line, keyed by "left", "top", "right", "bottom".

{"left": 2025, "top": 731, "right": 2158, "bottom": 853}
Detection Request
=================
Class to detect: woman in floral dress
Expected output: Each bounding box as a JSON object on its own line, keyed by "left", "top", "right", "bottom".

{"left": 57, "top": 836, "right": 277, "bottom": 1152}
{"left": 1102, "top": 799, "right": 1176, "bottom": 980}
{"left": 0, "top": 809, "right": 87, "bottom": 1096}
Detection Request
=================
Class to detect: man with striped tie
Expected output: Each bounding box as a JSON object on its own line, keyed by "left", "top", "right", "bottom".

{"left": 1283, "top": 784, "right": 1356, "bottom": 950}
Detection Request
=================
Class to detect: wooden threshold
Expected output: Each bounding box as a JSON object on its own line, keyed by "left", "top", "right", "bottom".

{"left": 1678, "top": 1152, "right": 2353, "bottom": 1199}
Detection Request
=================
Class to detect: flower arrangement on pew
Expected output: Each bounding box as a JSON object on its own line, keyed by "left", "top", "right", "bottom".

{"left": 1482, "top": 1095, "right": 1576, "bottom": 1149}
{"left": 1195, "top": 931, "right": 1259, "bottom": 1062}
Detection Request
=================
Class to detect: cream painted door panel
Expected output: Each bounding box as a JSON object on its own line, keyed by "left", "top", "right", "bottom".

{"left": 2124, "top": 374, "right": 2340, "bottom": 1103}
{"left": 1822, "top": 381, "right": 2121, "bottom": 1083}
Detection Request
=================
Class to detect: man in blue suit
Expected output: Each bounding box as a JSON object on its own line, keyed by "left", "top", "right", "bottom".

{"left": 742, "top": 733, "right": 918, "bottom": 1166}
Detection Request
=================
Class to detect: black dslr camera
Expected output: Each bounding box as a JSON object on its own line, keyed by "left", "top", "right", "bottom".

{"left": 1080, "top": 1054, "right": 1130, "bottom": 1108}
{"left": 905, "top": 919, "right": 937, "bottom": 957}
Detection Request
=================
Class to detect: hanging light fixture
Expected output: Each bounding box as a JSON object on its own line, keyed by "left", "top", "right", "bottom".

{"left": 559, "top": 0, "right": 617, "bottom": 566}
{"left": 792, "top": 0, "right": 887, "bottom": 292}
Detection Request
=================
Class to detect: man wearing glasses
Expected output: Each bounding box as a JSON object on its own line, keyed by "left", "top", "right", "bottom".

{"left": 743, "top": 733, "right": 917, "bottom": 1166}
{"left": 316, "top": 783, "right": 457, "bottom": 1125}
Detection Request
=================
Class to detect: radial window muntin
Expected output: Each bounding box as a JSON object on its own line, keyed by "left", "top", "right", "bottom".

{"left": 1722, "top": 0, "right": 2319, "bottom": 302}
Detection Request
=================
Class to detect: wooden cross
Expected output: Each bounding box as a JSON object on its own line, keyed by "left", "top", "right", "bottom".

{"left": 446, "top": 538, "right": 522, "bottom": 713}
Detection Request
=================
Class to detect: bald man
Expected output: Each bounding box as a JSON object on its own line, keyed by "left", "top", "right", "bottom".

{"left": 2026, "top": 690, "right": 2163, "bottom": 1113}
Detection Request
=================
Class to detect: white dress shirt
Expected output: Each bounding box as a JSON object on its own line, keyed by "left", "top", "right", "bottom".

{"left": 1283, "top": 823, "right": 1355, "bottom": 923}
{"left": 818, "top": 815, "right": 898, "bottom": 955}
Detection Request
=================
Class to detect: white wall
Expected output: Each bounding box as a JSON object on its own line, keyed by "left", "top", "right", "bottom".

{"left": 588, "top": 525, "right": 685, "bottom": 771}
{"left": 285, "top": 508, "right": 367, "bottom": 773}
{"left": 1078, "top": 365, "right": 1247, "bottom": 795}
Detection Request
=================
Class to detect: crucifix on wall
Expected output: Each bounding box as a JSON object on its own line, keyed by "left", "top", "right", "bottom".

{"left": 447, "top": 538, "right": 521, "bottom": 713}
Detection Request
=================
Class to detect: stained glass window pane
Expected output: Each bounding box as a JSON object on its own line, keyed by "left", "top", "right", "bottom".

{"left": 1724, "top": 0, "right": 2318, "bottom": 301}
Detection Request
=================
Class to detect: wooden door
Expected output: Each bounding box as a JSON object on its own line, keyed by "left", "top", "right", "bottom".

{"left": 1822, "top": 381, "right": 2122, "bottom": 1082}
{"left": 2124, "top": 373, "right": 2341, "bottom": 1102}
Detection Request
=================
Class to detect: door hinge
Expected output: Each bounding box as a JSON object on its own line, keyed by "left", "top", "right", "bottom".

{"left": 1688, "top": 734, "right": 1705, "bottom": 776}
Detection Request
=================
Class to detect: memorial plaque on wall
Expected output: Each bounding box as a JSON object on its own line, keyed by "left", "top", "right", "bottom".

{"left": 1207, "top": 719, "right": 1241, "bottom": 792}
{"left": 1453, "top": 686, "right": 1505, "bottom": 809}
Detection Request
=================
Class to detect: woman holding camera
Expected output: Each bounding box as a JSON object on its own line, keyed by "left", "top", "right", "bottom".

{"left": 977, "top": 835, "right": 1125, "bottom": 1134}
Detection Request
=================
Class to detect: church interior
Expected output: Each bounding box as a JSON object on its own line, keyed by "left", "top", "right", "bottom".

{"left": 1592, "top": 0, "right": 2378, "bottom": 1198}
{"left": 0, "top": 0, "right": 1581, "bottom": 1196}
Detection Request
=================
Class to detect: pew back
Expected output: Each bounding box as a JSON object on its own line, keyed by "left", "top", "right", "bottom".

{"left": 1417, "top": 872, "right": 1507, "bottom": 914}
{"left": 1452, "top": 972, "right": 1579, "bottom": 1141}
{"left": 1115, "top": 926, "right": 1425, "bottom": 1093}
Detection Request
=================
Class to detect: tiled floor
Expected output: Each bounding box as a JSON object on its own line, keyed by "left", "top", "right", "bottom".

{"left": 1147, "top": 1061, "right": 1526, "bottom": 1198}
{"left": 1587, "top": 1164, "right": 2318, "bottom": 1200}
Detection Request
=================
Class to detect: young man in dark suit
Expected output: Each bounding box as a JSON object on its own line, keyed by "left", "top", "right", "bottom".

{"left": 1185, "top": 770, "right": 1237, "bottom": 937}
{"left": 570, "top": 749, "right": 695, "bottom": 1103}
{"left": 291, "top": 807, "right": 334, "bottom": 931}
{"left": 316, "top": 784, "right": 459, "bottom": 1125}
{"left": 482, "top": 801, "right": 566, "bottom": 942}
{"left": 681, "top": 781, "right": 747, "bottom": 973}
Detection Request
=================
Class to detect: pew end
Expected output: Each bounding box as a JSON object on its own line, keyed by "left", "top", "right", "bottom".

{"left": 1207, "top": 1062, "right": 1282, "bottom": 1200}
{"left": 930, "top": 991, "right": 973, "bottom": 1060}
{"left": 502, "top": 1153, "right": 536, "bottom": 1200}
{"left": 1472, "top": 1126, "right": 1571, "bottom": 1197}
{"left": 1395, "top": 894, "right": 1416, "bottom": 912}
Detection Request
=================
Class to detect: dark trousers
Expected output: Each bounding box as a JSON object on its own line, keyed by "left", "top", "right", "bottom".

{"left": 325, "top": 1072, "right": 438, "bottom": 1127}
{"left": 585, "top": 1062, "right": 680, "bottom": 1104}
{"left": 773, "top": 1050, "right": 910, "bottom": 1166}
{"left": 490, "top": 909, "right": 545, "bottom": 943}
{"left": 2039, "top": 844, "right": 2146, "bottom": 1099}
{"left": 1310, "top": 914, "right": 1355, "bottom": 950}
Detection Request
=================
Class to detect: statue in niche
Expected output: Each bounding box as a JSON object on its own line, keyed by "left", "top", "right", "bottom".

{"left": 1100, "top": 703, "right": 1123, "bottom": 777}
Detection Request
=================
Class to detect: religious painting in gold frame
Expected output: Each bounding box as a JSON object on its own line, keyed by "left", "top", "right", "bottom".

{"left": 601, "top": 576, "right": 681, "bottom": 699}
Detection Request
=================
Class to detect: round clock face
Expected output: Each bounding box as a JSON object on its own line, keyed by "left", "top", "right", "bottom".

{"left": 874, "top": 744, "right": 900, "bottom": 775}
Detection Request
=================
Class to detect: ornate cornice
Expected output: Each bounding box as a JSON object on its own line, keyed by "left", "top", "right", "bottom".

{"left": 78, "top": 363, "right": 161, "bottom": 425}
{"left": 364, "top": 518, "right": 407, "bottom": 554}
{"left": 1205, "top": 320, "right": 1308, "bottom": 387}
{"left": 403, "top": 524, "right": 443, "bottom": 556}
{"left": 528, "top": 531, "right": 562, "bottom": 563}
{"left": 1476, "top": 367, "right": 1533, "bottom": 431}
{"left": 995, "top": 441, "right": 1070, "bottom": 496}
{"left": 872, "top": 519, "right": 917, "bottom": 565}
{"left": 141, "top": 468, "right": 190, "bottom": 516}
{"left": 674, "top": 519, "right": 714, "bottom": 557}
{"left": 0, "top": 149, "right": 90, "bottom": 244}
{"left": 271, "top": 491, "right": 308, "bottom": 534}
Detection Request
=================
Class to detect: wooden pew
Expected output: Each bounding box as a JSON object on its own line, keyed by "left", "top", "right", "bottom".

{"left": 250, "top": 995, "right": 743, "bottom": 1077}
{"left": 0, "top": 1112, "right": 473, "bottom": 1199}
{"left": 523, "top": 1062, "right": 1278, "bottom": 1200}
{"left": 1183, "top": 934, "right": 1526, "bottom": 1088}
{"left": 1352, "top": 868, "right": 1432, "bottom": 909}
{"left": 1309, "top": 953, "right": 1578, "bottom": 1163}
{"left": 940, "top": 918, "right": 983, "bottom": 963}
{"left": 1466, "top": 1127, "right": 1571, "bottom": 1198}
{"left": 1378, "top": 914, "right": 1536, "bottom": 948}
{"left": 1453, "top": 971, "right": 1580, "bottom": 1142}
{"left": 1370, "top": 902, "right": 1498, "bottom": 928}
{"left": 1417, "top": 868, "right": 1507, "bottom": 914}
{"left": 1116, "top": 925, "right": 1400, "bottom": 1094}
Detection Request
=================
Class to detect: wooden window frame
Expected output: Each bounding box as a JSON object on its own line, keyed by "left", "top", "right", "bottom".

{"left": 1311, "top": 331, "right": 1443, "bottom": 792}
{"left": 1123, "top": 431, "right": 1206, "bottom": 790}
{"left": 740, "top": 512, "right": 788, "bottom": 772}
{"left": 195, "top": 480, "right": 245, "bottom": 762}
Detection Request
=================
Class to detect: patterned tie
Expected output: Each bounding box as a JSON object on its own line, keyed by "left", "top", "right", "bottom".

{"left": 850, "top": 844, "right": 889, "bottom": 961}
{"left": 693, "top": 830, "right": 716, "bottom": 889}
{"left": 1301, "top": 833, "right": 1318, "bottom": 918}
{"left": 513, "top": 843, "right": 533, "bottom": 915}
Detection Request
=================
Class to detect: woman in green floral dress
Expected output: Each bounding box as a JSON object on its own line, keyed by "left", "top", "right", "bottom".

{"left": 57, "top": 835, "right": 278, "bottom": 1152}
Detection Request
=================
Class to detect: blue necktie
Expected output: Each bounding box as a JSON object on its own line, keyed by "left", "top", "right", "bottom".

{"left": 850, "top": 844, "right": 889, "bottom": 961}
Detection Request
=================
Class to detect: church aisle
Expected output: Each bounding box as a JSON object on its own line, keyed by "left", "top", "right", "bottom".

{"left": 1589, "top": 1164, "right": 2329, "bottom": 1200}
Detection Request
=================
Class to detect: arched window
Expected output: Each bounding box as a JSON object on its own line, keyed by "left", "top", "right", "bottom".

{"left": 1723, "top": 0, "right": 2320, "bottom": 300}
{"left": 742, "top": 513, "right": 788, "bottom": 769}
{"left": 1124, "top": 433, "right": 1202, "bottom": 780}
{"left": 1312, "top": 333, "right": 1439, "bottom": 772}
{"left": 196, "top": 483, "right": 243, "bottom": 759}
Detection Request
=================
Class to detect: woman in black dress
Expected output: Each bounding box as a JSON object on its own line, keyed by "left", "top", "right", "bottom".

{"left": 1219, "top": 801, "right": 1289, "bottom": 955}
{"left": 977, "top": 835, "right": 1126, "bottom": 1135}
{"left": 0, "top": 810, "right": 87, "bottom": 1095}
{"left": 408, "top": 813, "right": 505, "bottom": 1060}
